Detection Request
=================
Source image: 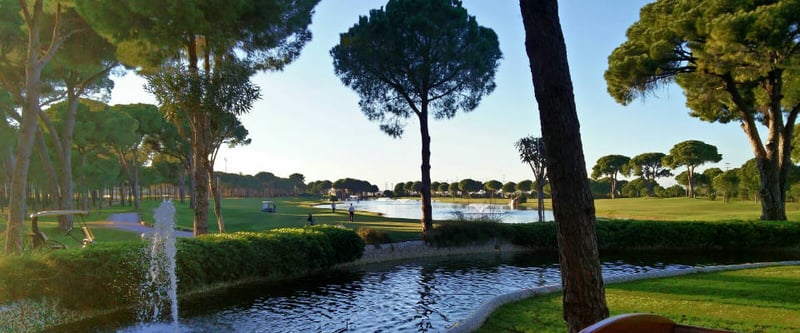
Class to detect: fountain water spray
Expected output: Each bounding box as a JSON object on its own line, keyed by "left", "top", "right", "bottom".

{"left": 139, "top": 200, "right": 179, "bottom": 329}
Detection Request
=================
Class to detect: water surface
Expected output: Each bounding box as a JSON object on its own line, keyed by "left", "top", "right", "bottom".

{"left": 52, "top": 251, "right": 796, "bottom": 332}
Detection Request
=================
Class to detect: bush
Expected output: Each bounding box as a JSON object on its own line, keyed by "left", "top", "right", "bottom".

{"left": 357, "top": 228, "right": 393, "bottom": 245}
{"left": 422, "top": 219, "right": 800, "bottom": 252}
{"left": 0, "top": 226, "right": 364, "bottom": 312}
{"left": 423, "top": 221, "right": 513, "bottom": 247}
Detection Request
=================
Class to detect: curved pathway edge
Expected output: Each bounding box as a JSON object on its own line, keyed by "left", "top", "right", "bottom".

{"left": 446, "top": 260, "right": 800, "bottom": 333}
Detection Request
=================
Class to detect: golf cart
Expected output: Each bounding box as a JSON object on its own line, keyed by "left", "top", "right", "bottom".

{"left": 261, "top": 201, "right": 277, "bottom": 213}
{"left": 30, "top": 210, "right": 94, "bottom": 249}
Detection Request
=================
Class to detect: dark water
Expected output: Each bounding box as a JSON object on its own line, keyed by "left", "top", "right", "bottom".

{"left": 53, "top": 251, "right": 797, "bottom": 332}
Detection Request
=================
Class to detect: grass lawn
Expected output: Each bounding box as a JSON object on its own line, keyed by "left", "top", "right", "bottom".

{"left": 593, "top": 197, "right": 800, "bottom": 221}
{"left": 0, "top": 197, "right": 425, "bottom": 248}
{"left": 477, "top": 264, "right": 800, "bottom": 333}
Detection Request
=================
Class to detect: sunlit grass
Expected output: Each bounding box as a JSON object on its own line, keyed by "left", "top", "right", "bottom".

{"left": 593, "top": 197, "right": 800, "bottom": 221}
{"left": 478, "top": 265, "right": 800, "bottom": 333}
{"left": 115, "top": 197, "right": 425, "bottom": 240}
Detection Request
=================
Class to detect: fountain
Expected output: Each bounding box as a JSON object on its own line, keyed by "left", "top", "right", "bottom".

{"left": 466, "top": 203, "right": 491, "bottom": 213}
{"left": 137, "top": 200, "right": 179, "bottom": 330}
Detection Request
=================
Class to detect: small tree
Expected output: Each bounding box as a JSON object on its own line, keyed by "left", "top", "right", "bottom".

{"left": 713, "top": 170, "right": 740, "bottom": 203}
{"left": 438, "top": 182, "right": 450, "bottom": 195}
{"left": 331, "top": 0, "right": 501, "bottom": 233}
{"left": 449, "top": 182, "right": 460, "bottom": 198}
{"left": 516, "top": 179, "right": 533, "bottom": 193}
{"left": 738, "top": 159, "right": 761, "bottom": 201}
{"left": 289, "top": 173, "right": 306, "bottom": 196}
{"left": 502, "top": 181, "right": 517, "bottom": 198}
{"left": 458, "top": 178, "right": 483, "bottom": 199}
{"left": 629, "top": 152, "right": 671, "bottom": 196}
{"left": 664, "top": 140, "right": 722, "bottom": 198}
{"left": 484, "top": 179, "right": 502, "bottom": 202}
{"left": 591, "top": 155, "right": 631, "bottom": 199}
{"left": 515, "top": 136, "right": 548, "bottom": 222}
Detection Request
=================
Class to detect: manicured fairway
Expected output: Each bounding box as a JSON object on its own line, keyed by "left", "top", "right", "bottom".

{"left": 127, "top": 197, "right": 421, "bottom": 242}
{"left": 5, "top": 196, "right": 800, "bottom": 248}
{"left": 477, "top": 265, "right": 800, "bottom": 333}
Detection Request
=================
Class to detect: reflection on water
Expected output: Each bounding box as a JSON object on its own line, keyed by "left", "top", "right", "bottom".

{"left": 51, "top": 251, "right": 797, "bottom": 332}
{"left": 316, "top": 198, "right": 555, "bottom": 223}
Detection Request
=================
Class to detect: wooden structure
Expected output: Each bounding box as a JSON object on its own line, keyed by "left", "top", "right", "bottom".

{"left": 580, "top": 313, "right": 739, "bottom": 333}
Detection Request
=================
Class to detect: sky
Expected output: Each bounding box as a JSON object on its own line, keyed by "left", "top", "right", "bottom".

{"left": 109, "top": 0, "right": 753, "bottom": 191}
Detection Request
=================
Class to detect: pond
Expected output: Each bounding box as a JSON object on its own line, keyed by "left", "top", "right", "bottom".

{"left": 318, "top": 198, "right": 554, "bottom": 223}
{"left": 52, "top": 251, "right": 796, "bottom": 332}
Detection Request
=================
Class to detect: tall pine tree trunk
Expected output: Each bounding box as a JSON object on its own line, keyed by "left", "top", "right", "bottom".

{"left": 5, "top": 0, "right": 51, "bottom": 254}
{"left": 520, "top": 1, "right": 609, "bottom": 331}
{"left": 536, "top": 181, "right": 545, "bottom": 223}
{"left": 418, "top": 107, "right": 433, "bottom": 233}
{"left": 209, "top": 172, "right": 225, "bottom": 233}
{"left": 191, "top": 114, "right": 209, "bottom": 235}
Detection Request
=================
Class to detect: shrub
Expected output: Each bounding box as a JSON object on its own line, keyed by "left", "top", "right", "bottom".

{"left": 423, "top": 219, "right": 800, "bottom": 252}
{"left": 357, "top": 228, "right": 393, "bottom": 245}
{"left": 0, "top": 226, "right": 364, "bottom": 312}
{"left": 423, "top": 221, "right": 513, "bottom": 247}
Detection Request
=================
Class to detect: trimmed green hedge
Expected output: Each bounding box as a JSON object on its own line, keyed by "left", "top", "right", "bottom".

{"left": 424, "top": 220, "right": 800, "bottom": 251}
{"left": 0, "top": 225, "right": 363, "bottom": 311}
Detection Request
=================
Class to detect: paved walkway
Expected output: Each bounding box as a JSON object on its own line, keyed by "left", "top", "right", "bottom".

{"left": 105, "top": 212, "right": 193, "bottom": 238}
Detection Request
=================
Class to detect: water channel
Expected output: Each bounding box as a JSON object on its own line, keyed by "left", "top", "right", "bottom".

{"left": 53, "top": 250, "right": 796, "bottom": 332}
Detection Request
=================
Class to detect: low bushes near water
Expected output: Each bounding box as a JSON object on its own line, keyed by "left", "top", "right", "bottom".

{"left": 0, "top": 225, "right": 364, "bottom": 318}
{"left": 424, "top": 220, "right": 800, "bottom": 251}
{"left": 357, "top": 228, "right": 394, "bottom": 245}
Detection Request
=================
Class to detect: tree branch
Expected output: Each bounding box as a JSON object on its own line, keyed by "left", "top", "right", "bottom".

{"left": 721, "top": 73, "right": 767, "bottom": 158}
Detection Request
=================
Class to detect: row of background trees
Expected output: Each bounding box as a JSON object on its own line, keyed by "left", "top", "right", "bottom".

{"left": 1, "top": 0, "right": 321, "bottom": 252}
{"left": 590, "top": 138, "right": 800, "bottom": 202}
{"left": 6, "top": 119, "right": 797, "bottom": 221}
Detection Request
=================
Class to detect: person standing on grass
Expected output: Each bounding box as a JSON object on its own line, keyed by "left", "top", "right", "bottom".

{"left": 348, "top": 203, "right": 355, "bottom": 222}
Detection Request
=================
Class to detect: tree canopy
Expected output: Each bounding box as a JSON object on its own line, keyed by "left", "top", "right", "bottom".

{"left": 591, "top": 155, "right": 631, "bottom": 199}
{"left": 331, "top": 0, "right": 501, "bottom": 232}
{"left": 515, "top": 135, "right": 548, "bottom": 221}
{"left": 629, "top": 152, "right": 671, "bottom": 196}
{"left": 605, "top": 0, "right": 800, "bottom": 220}
{"left": 77, "top": 0, "right": 319, "bottom": 235}
{"left": 664, "top": 140, "right": 722, "bottom": 198}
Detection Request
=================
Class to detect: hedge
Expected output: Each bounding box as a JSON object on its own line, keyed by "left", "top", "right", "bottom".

{"left": 0, "top": 225, "right": 364, "bottom": 311}
{"left": 424, "top": 220, "right": 800, "bottom": 252}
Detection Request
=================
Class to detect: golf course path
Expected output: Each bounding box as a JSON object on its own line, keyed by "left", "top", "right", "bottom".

{"left": 106, "top": 212, "right": 193, "bottom": 238}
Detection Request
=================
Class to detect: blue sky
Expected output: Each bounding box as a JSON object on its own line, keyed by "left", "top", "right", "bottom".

{"left": 110, "top": 0, "right": 752, "bottom": 190}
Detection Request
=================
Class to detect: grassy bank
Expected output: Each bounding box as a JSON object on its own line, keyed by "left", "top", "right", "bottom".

{"left": 593, "top": 197, "right": 800, "bottom": 221}
{"left": 0, "top": 197, "right": 424, "bottom": 248}
{"left": 5, "top": 196, "right": 800, "bottom": 250}
{"left": 478, "top": 264, "right": 800, "bottom": 333}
